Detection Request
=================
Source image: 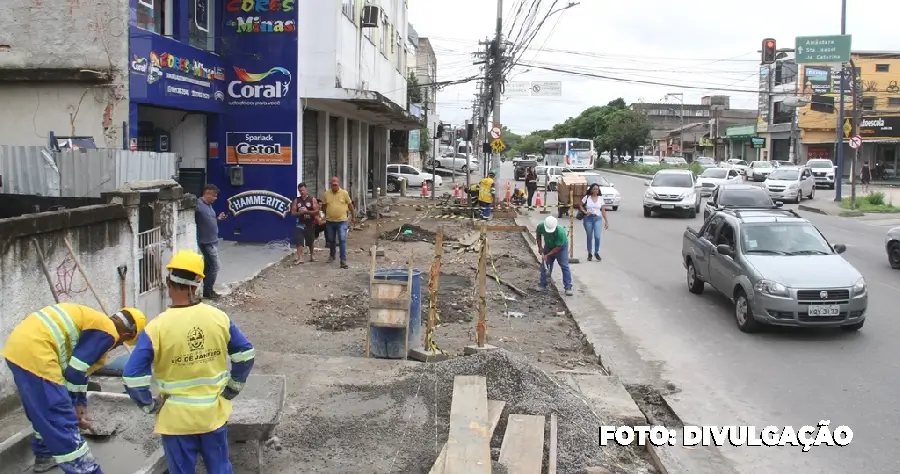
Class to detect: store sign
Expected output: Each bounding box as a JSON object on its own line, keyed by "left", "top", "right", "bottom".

{"left": 751, "top": 137, "right": 766, "bottom": 148}
{"left": 227, "top": 66, "right": 292, "bottom": 106}
{"left": 757, "top": 67, "right": 770, "bottom": 132}
{"left": 859, "top": 116, "right": 900, "bottom": 138}
{"left": 227, "top": 190, "right": 292, "bottom": 217}
{"left": 225, "top": 0, "right": 295, "bottom": 34}
{"left": 803, "top": 66, "right": 831, "bottom": 94}
{"left": 128, "top": 27, "right": 226, "bottom": 112}
{"left": 807, "top": 146, "right": 831, "bottom": 160}
{"left": 225, "top": 132, "right": 293, "bottom": 165}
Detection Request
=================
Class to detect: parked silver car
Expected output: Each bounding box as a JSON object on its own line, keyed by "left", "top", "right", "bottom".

{"left": 682, "top": 208, "right": 867, "bottom": 332}
{"left": 887, "top": 226, "right": 900, "bottom": 269}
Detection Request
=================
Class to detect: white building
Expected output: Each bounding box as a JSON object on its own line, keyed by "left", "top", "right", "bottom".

{"left": 416, "top": 37, "right": 440, "bottom": 162}
{"left": 299, "top": 0, "right": 421, "bottom": 200}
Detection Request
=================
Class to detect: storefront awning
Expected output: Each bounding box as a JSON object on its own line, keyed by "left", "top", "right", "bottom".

{"left": 308, "top": 88, "right": 424, "bottom": 131}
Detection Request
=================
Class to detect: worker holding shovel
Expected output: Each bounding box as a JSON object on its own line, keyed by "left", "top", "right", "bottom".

{"left": 123, "top": 250, "right": 255, "bottom": 474}
{"left": 1, "top": 304, "right": 147, "bottom": 473}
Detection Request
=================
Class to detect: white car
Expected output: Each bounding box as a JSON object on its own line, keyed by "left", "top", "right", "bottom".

{"left": 643, "top": 169, "right": 702, "bottom": 218}
{"left": 721, "top": 159, "right": 750, "bottom": 175}
{"left": 887, "top": 226, "right": 900, "bottom": 269}
{"left": 806, "top": 158, "right": 837, "bottom": 189}
{"left": 386, "top": 164, "right": 443, "bottom": 188}
{"left": 748, "top": 160, "right": 776, "bottom": 182}
{"left": 536, "top": 165, "right": 570, "bottom": 191}
{"left": 579, "top": 172, "right": 621, "bottom": 211}
{"left": 696, "top": 167, "right": 742, "bottom": 197}
{"left": 764, "top": 166, "right": 815, "bottom": 203}
{"left": 433, "top": 153, "right": 478, "bottom": 172}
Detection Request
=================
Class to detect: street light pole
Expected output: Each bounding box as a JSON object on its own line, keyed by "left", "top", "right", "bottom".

{"left": 666, "top": 92, "right": 684, "bottom": 158}
{"left": 835, "top": 0, "right": 847, "bottom": 202}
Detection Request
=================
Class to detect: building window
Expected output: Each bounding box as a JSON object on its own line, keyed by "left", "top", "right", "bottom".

{"left": 188, "top": 0, "right": 215, "bottom": 51}
{"left": 876, "top": 64, "right": 890, "bottom": 72}
{"left": 889, "top": 97, "right": 900, "bottom": 107}
{"left": 136, "top": 0, "right": 167, "bottom": 34}
{"left": 861, "top": 97, "right": 875, "bottom": 111}
{"left": 380, "top": 16, "right": 389, "bottom": 55}
{"left": 342, "top": 0, "right": 356, "bottom": 20}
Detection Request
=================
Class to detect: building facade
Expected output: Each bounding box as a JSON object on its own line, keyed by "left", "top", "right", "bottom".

{"left": 631, "top": 101, "right": 714, "bottom": 151}
{"left": 0, "top": 0, "right": 419, "bottom": 243}
{"left": 756, "top": 60, "right": 799, "bottom": 162}
{"left": 416, "top": 37, "right": 439, "bottom": 162}
{"left": 799, "top": 52, "right": 900, "bottom": 178}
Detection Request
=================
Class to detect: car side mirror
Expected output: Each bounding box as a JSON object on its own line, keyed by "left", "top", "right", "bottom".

{"left": 774, "top": 201, "right": 783, "bottom": 207}
{"left": 716, "top": 244, "right": 734, "bottom": 256}
{"left": 644, "top": 181, "right": 650, "bottom": 186}
{"left": 833, "top": 244, "right": 847, "bottom": 254}
{"left": 609, "top": 183, "right": 615, "bottom": 187}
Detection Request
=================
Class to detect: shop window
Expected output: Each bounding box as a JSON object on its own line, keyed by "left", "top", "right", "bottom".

{"left": 188, "top": 0, "right": 215, "bottom": 52}
{"left": 889, "top": 97, "right": 900, "bottom": 108}
{"left": 342, "top": 0, "right": 356, "bottom": 21}
{"left": 136, "top": 0, "right": 169, "bottom": 35}
{"left": 861, "top": 97, "right": 875, "bottom": 111}
{"left": 876, "top": 64, "right": 890, "bottom": 73}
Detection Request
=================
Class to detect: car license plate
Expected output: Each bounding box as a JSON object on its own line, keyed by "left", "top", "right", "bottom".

{"left": 604, "top": 199, "right": 613, "bottom": 203}
{"left": 807, "top": 305, "right": 840, "bottom": 316}
{"left": 661, "top": 204, "right": 674, "bottom": 209}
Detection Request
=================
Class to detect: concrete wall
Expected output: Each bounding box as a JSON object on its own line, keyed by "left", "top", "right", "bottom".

{"left": 0, "top": 188, "right": 196, "bottom": 415}
{"left": 137, "top": 107, "right": 208, "bottom": 169}
{"left": 299, "top": 0, "right": 408, "bottom": 108}
{"left": 0, "top": 83, "right": 129, "bottom": 148}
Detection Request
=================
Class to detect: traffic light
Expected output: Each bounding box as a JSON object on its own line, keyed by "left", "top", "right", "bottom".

{"left": 761, "top": 38, "right": 776, "bottom": 65}
{"left": 436, "top": 123, "right": 444, "bottom": 139}
{"left": 466, "top": 123, "right": 474, "bottom": 140}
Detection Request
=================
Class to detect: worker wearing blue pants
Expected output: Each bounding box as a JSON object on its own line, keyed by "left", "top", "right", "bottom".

{"left": 478, "top": 172, "right": 496, "bottom": 219}
{"left": 124, "top": 250, "right": 255, "bottom": 474}
{"left": 2, "top": 303, "right": 146, "bottom": 474}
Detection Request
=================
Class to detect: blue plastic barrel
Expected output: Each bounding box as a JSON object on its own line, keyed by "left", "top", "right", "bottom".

{"left": 370, "top": 269, "right": 423, "bottom": 358}
{"left": 94, "top": 353, "right": 130, "bottom": 376}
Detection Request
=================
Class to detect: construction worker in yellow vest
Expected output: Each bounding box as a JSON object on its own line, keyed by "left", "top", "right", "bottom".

{"left": 2, "top": 303, "right": 147, "bottom": 473}
{"left": 123, "top": 249, "right": 255, "bottom": 474}
{"left": 478, "top": 171, "right": 497, "bottom": 219}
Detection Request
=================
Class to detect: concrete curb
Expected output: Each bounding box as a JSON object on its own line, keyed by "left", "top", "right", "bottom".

{"left": 798, "top": 204, "right": 831, "bottom": 215}
{"left": 593, "top": 168, "right": 653, "bottom": 179}
{"left": 217, "top": 251, "right": 292, "bottom": 297}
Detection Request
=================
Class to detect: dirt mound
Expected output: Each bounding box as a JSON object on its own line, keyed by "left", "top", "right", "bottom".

{"left": 337, "top": 350, "right": 655, "bottom": 474}
{"left": 307, "top": 294, "right": 369, "bottom": 331}
{"left": 379, "top": 224, "right": 437, "bottom": 243}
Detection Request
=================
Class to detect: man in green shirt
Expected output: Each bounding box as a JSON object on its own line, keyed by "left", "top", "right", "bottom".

{"left": 536, "top": 215, "right": 573, "bottom": 295}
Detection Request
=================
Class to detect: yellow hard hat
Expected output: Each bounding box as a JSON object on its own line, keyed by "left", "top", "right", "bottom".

{"left": 166, "top": 250, "right": 205, "bottom": 279}
{"left": 118, "top": 307, "right": 147, "bottom": 346}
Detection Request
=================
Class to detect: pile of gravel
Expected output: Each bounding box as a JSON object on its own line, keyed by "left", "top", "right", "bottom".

{"left": 307, "top": 293, "right": 369, "bottom": 330}
{"left": 339, "top": 350, "right": 655, "bottom": 474}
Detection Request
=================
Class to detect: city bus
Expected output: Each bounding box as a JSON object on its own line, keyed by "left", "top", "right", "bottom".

{"left": 542, "top": 138, "right": 595, "bottom": 170}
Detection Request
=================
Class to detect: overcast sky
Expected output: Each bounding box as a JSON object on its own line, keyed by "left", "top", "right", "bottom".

{"left": 408, "top": 0, "right": 900, "bottom": 135}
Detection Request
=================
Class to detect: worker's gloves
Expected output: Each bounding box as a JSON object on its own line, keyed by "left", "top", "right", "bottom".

{"left": 142, "top": 397, "right": 165, "bottom": 415}
{"left": 221, "top": 386, "right": 240, "bottom": 400}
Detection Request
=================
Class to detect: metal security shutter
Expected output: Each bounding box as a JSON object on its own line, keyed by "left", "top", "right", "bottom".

{"left": 302, "top": 109, "right": 319, "bottom": 197}
{"left": 329, "top": 116, "right": 339, "bottom": 180}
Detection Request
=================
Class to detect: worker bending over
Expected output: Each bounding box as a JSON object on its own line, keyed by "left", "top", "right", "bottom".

{"left": 123, "top": 250, "right": 255, "bottom": 474}
{"left": 2, "top": 303, "right": 147, "bottom": 473}
{"left": 478, "top": 171, "right": 497, "bottom": 219}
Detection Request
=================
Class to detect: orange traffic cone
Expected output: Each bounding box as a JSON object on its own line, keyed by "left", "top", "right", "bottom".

{"left": 421, "top": 181, "right": 428, "bottom": 197}
{"left": 453, "top": 184, "right": 461, "bottom": 199}
{"left": 504, "top": 182, "right": 511, "bottom": 203}
{"left": 534, "top": 190, "right": 543, "bottom": 207}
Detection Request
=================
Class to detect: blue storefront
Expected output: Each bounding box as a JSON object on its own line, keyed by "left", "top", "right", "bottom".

{"left": 128, "top": 0, "right": 298, "bottom": 243}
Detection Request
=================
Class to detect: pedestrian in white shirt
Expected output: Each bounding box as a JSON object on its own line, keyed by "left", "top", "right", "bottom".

{"left": 578, "top": 183, "right": 609, "bottom": 261}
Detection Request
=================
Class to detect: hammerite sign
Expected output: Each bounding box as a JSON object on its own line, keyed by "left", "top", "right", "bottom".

{"left": 227, "top": 190, "right": 292, "bottom": 217}
{"left": 858, "top": 116, "right": 900, "bottom": 139}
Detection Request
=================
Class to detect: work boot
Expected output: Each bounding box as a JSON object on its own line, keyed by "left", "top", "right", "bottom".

{"left": 203, "top": 290, "right": 222, "bottom": 299}
{"left": 594, "top": 253, "right": 601, "bottom": 261}
{"left": 327, "top": 256, "right": 335, "bottom": 263}
{"left": 587, "top": 254, "right": 593, "bottom": 261}
{"left": 340, "top": 261, "right": 349, "bottom": 269}
{"left": 565, "top": 288, "right": 574, "bottom": 296}
{"left": 33, "top": 457, "right": 57, "bottom": 473}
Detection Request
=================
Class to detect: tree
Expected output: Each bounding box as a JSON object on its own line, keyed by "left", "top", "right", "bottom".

{"left": 601, "top": 109, "right": 651, "bottom": 158}
{"left": 407, "top": 72, "right": 423, "bottom": 105}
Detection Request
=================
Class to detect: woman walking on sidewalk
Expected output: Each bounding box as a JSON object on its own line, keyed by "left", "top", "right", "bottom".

{"left": 524, "top": 167, "right": 538, "bottom": 206}
{"left": 578, "top": 183, "right": 608, "bottom": 261}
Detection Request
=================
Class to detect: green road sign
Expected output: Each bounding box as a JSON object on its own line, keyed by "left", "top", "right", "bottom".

{"left": 795, "top": 35, "right": 852, "bottom": 64}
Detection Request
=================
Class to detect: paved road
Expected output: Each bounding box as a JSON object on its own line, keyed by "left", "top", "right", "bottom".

{"left": 500, "top": 162, "right": 900, "bottom": 473}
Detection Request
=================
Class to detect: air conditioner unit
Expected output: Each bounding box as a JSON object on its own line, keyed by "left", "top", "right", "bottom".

{"left": 361, "top": 5, "right": 379, "bottom": 28}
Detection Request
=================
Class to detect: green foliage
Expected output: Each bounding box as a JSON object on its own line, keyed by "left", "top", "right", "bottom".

{"left": 419, "top": 128, "right": 430, "bottom": 154}
{"left": 616, "top": 162, "right": 702, "bottom": 176}
{"left": 407, "top": 72, "right": 423, "bottom": 105}
{"left": 511, "top": 98, "right": 651, "bottom": 157}
{"left": 865, "top": 190, "right": 886, "bottom": 205}
{"left": 840, "top": 191, "right": 898, "bottom": 212}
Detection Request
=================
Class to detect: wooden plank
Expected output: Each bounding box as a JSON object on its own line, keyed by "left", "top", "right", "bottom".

{"left": 548, "top": 414, "right": 558, "bottom": 474}
{"left": 371, "top": 280, "right": 409, "bottom": 288}
{"left": 484, "top": 225, "right": 527, "bottom": 232}
{"left": 444, "top": 376, "right": 492, "bottom": 474}
{"left": 429, "top": 400, "right": 505, "bottom": 474}
{"left": 369, "top": 298, "right": 410, "bottom": 310}
{"left": 499, "top": 414, "right": 546, "bottom": 474}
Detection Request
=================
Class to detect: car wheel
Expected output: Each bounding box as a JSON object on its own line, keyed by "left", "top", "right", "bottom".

{"left": 386, "top": 181, "right": 398, "bottom": 193}
{"left": 734, "top": 289, "right": 760, "bottom": 333}
{"left": 612, "top": 206, "right": 619, "bottom": 211}
{"left": 643, "top": 207, "right": 652, "bottom": 218}
{"left": 686, "top": 261, "right": 704, "bottom": 294}
{"left": 549, "top": 183, "right": 557, "bottom": 192}
{"left": 461, "top": 165, "right": 468, "bottom": 173}
{"left": 888, "top": 241, "right": 900, "bottom": 269}
{"left": 841, "top": 321, "right": 864, "bottom": 331}
{"left": 688, "top": 208, "right": 697, "bottom": 218}
{"left": 829, "top": 184, "right": 835, "bottom": 190}
{"left": 810, "top": 187, "right": 815, "bottom": 199}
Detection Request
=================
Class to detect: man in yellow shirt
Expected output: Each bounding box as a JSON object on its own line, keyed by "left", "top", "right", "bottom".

{"left": 322, "top": 176, "right": 356, "bottom": 269}
{"left": 2, "top": 303, "right": 146, "bottom": 473}
{"left": 477, "top": 171, "right": 496, "bottom": 219}
{"left": 123, "top": 250, "right": 255, "bottom": 474}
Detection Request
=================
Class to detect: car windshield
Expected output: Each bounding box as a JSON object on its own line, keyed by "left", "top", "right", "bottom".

{"left": 769, "top": 169, "right": 799, "bottom": 180}
{"left": 651, "top": 173, "right": 693, "bottom": 187}
{"left": 641, "top": 156, "right": 659, "bottom": 163}
{"left": 517, "top": 160, "right": 537, "bottom": 168}
{"left": 807, "top": 160, "right": 834, "bottom": 169}
{"left": 700, "top": 169, "right": 728, "bottom": 178}
{"left": 720, "top": 189, "right": 774, "bottom": 207}
{"left": 730, "top": 160, "right": 748, "bottom": 166}
{"left": 752, "top": 161, "right": 771, "bottom": 168}
{"left": 583, "top": 175, "right": 611, "bottom": 187}
{"left": 740, "top": 223, "right": 833, "bottom": 256}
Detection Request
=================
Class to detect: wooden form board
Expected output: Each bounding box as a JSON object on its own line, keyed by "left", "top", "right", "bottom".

{"left": 429, "top": 400, "right": 505, "bottom": 474}
{"left": 499, "top": 414, "right": 546, "bottom": 474}
{"left": 444, "top": 376, "right": 492, "bottom": 474}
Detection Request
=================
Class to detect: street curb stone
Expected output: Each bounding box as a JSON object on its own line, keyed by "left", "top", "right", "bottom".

{"left": 798, "top": 204, "right": 830, "bottom": 215}
{"left": 592, "top": 168, "right": 653, "bottom": 179}
{"left": 216, "top": 251, "right": 293, "bottom": 297}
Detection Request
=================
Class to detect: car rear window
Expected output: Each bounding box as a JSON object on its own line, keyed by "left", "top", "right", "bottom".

{"left": 516, "top": 160, "right": 537, "bottom": 168}
{"left": 720, "top": 189, "right": 773, "bottom": 207}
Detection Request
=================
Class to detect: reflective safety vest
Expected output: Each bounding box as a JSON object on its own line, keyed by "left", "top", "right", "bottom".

{"left": 478, "top": 177, "right": 494, "bottom": 204}
{"left": 2, "top": 303, "right": 117, "bottom": 387}
{"left": 144, "top": 303, "right": 233, "bottom": 435}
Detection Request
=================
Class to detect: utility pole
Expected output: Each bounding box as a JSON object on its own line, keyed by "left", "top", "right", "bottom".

{"left": 834, "top": 0, "right": 847, "bottom": 202}
{"left": 849, "top": 59, "right": 861, "bottom": 208}
{"left": 490, "top": 0, "right": 504, "bottom": 175}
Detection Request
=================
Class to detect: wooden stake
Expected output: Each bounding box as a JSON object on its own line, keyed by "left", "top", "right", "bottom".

{"left": 549, "top": 414, "right": 558, "bottom": 474}
{"left": 32, "top": 239, "right": 60, "bottom": 303}
{"left": 476, "top": 225, "right": 488, "bottom": 347}
{"left": 63, "top": 235, "right": 108, "bottom": 314}
{"left": 426, "top": 227, "right": 443, "bottom": 349}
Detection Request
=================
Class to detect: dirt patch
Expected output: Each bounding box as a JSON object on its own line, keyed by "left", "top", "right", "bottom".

{"left": 379, "top": 223, "right": 438, "bottom": 243}
{"left": 423, "top": 273, "right": 475, "bottom": 324}
{"left": 626, "top": 384, "right": 683, "bottom": 428}
{"left": 307, "top": 294, "right": 369, "bottom": 331}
